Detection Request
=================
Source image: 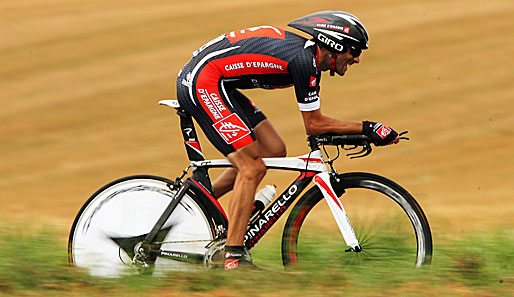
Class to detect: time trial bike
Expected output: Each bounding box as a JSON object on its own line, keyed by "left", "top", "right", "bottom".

{"left": 68, "top": 99, "right": 432, "bottom": 277}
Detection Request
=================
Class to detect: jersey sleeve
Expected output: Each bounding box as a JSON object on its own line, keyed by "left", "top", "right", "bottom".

{"left": 288, "top": 43, "right": 321, "bottom": 111}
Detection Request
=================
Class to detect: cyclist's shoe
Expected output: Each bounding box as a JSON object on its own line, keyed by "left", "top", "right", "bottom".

{"left": 224, "top": 249, "right": 259, "bottom": 270}
{"left": 205, "top": 241, "right": 260, "bottom": 270}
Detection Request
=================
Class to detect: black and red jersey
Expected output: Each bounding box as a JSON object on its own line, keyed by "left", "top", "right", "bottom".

{"left": 179, "top": 25, "right": 321, "bottom": 111}
{"left": 176, "top": 25, "right": 323, "bottom": 156}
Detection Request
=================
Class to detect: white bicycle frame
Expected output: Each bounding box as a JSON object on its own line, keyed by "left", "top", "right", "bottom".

{"left": 189, "top": 150, "right": 361, "bottom": 251}
{"left": 160, "top": 99, "right": 361, "bottom": 251}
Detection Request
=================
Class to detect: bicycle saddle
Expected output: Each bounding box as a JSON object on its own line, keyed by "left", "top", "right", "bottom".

{"left": 158, "top": 99, "right": 181, "bottom": 109}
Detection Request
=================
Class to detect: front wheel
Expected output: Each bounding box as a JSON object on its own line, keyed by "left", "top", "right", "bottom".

{"left": 68, "top": 175, "right": 217, "bottom": 277}
{"left": 282, "top": 172, "right": 432, "bottom": 269}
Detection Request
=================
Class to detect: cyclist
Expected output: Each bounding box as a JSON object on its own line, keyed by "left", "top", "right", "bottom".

{"left": 176, "top": 10, "right": 400, "bottom": 269}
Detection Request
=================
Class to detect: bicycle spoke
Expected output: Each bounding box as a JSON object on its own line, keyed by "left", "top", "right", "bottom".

{"left": 282, "top": 173, "right": 432, "bottom": 269}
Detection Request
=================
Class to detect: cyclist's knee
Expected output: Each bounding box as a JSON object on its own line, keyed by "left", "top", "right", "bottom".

{"left": 237, "top": 157, "right": 266, "bottom": 180}
{"left": 228, "top": 149, "right": 267, "bottom": 181}
{"left": 240, "top": 164, "right": 266, "bottom": 182}
{"left": 251, "top": 159, "right": 267, "bottom": 178}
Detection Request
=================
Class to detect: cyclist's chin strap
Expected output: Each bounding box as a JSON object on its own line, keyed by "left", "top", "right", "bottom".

{"left": 330, "top": 53, "right": 338, "bottom": 76}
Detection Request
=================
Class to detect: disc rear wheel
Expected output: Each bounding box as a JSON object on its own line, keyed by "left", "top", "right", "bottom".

{"left": 68, "top": 175, "right": 216, "bottom": 277}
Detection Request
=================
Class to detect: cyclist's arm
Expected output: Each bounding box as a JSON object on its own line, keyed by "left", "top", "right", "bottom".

{"left": 301, "top": 109, "right": 401, "bottom": 145}
{"left": 300, "top": 109, "right": 362, "bottom": 135}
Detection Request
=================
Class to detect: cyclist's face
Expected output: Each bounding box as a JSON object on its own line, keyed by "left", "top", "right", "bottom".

{"left": 335, "top": 49, "right": 360, "bottom": 76}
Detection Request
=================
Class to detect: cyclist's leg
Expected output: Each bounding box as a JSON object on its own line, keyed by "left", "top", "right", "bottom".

{"left": 177, "top": 65, "right": 267, "bottom": 223}
{"left": 225, "top": 142, "right": 267, "bottom": 246}
{"left": 212, "top": 121, "right": 285, "bottom": 197}
{"left": 212, "top": 90, "right": 286, "bottom": 198}
{"left": 178, "top": 74, "right": 267, "bottom": 249}
{"left": 255, "top": 120, "right": 287, "bottom": 157}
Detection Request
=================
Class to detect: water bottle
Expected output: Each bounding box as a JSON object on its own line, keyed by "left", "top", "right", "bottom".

{"left": 250, "top": 185, "right": 277, "bottom": 220}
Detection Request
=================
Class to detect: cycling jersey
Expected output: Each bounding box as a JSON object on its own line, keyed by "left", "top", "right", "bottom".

{"left": 176, "top": 25, "right": 321, "bottom": 156}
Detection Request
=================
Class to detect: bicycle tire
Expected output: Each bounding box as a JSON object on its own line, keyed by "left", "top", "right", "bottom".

{"left": 68, "top": 175, "right": 217, "bottom": 277}
{"left": 282, "top": 172, "right": 432, "bottom": 268}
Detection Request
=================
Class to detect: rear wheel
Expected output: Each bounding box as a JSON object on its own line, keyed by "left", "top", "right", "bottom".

{"left": 68, "top": 175, "right": 217, "bottom": 277}
{"left": 282, "top": 172, "right": 432, "bottom": 268}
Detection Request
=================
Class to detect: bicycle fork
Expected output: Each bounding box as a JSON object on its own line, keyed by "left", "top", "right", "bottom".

{"left": 313, "top": 172, "right": 362, "bottom": 252}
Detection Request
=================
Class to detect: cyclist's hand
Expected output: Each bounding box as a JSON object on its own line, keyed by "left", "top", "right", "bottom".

{"left": 362, "top": 121, "right": 399, "bottom": 146}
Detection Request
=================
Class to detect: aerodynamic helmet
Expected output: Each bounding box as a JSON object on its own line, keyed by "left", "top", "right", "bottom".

{"left": 288, "top": 11, "right": 369, "bottom": 53}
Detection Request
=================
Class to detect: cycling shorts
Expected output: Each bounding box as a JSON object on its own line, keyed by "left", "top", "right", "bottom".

{"left": 176, "top": 63, "right": 266, "bottom": 156}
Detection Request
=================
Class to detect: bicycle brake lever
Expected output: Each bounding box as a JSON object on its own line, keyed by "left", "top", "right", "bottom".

{"left": 399, "top": 131, "right": 410, "bottom": 141}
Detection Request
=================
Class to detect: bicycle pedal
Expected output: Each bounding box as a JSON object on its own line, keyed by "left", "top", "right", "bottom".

{"left": 204, "top": 239, "right": 227, "bottom": 269}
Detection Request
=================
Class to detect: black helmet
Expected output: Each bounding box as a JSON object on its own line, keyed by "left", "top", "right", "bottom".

{"left": 288, "top": 11, "right": 369, "bottom": 53}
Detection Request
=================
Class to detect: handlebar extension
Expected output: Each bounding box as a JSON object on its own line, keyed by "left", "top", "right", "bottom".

{"left": 308, "top": 134, "right": 372, "bottom": 159}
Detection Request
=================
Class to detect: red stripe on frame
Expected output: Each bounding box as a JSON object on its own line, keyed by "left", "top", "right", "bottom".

{"left": 314, "top": 175, "right": 343, "bottom": 210}
{"left": 185, "top": 141, "right": 202, "bottom": 153}
{"left": 298, "top": 157, "right": 323, "bottom": 164}
{"left": 189, "top": 179, "right": 228, "bottom": 221}
{"left": 294, "top": 171, "right": 316, "bottom": 182}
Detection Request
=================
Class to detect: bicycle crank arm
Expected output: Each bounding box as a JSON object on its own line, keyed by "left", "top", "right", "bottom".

{"left": 158, "top": 249, "right": 205, "bottom": 264}
{"left": 313, "top": 172, "right": 361, "bottom": 252}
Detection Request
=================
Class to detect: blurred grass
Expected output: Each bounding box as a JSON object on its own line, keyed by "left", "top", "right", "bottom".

{"left": 0, "top": 225, "right": 513, "bottom": 296}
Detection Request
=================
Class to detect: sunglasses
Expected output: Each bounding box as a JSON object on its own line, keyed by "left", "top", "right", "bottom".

{"left": 349, "top": 46, "right": 362, "bottom": 57}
